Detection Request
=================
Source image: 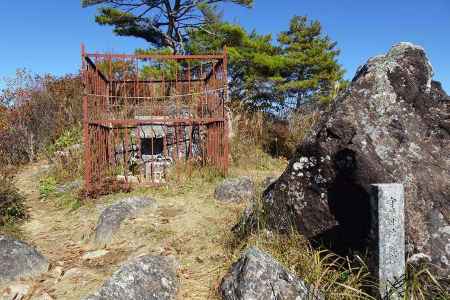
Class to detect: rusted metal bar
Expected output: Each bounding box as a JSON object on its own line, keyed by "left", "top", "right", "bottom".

{"left": 111, "top": 78, "right": 206, "bottom": 84}
{"left": 82, "top": 45, "right": 228, "bottom": 192}
{"left": 204, "top": 60, "right": 223, "bottom": 83}
{"left": 90, "top": 117, "right": 225, "bottom": 126}
{"left": 222, "top": 47, "right": 229, "bottom": 174}
{"left": 84, "top": 56, "right": 110, "bottom": 83}
{"left": 86, "top": 53, "right": 224, "bottom": 60}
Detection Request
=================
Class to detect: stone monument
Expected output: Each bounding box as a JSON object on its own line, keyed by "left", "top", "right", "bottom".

{"left": 369, "top": 184, "right": 405, "bottom": 299}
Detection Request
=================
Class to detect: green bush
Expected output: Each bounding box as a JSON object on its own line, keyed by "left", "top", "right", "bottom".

{"left": 0, "top": 177, "right": 26, "bottom": 226}
{"left": 46, "top": 126, "right": 82, "bottom": 156}
{"left": 39, "top": 176, "right": 57, "bottom": 199}
{"left": 0, "top": 71, "right": 83, "bottom": 165}
{"left": 45, "top": 127, "right": 83, "bottom": 182}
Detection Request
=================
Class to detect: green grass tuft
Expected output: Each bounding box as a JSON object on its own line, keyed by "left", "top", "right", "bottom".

{"left": 39, "top": 175, "right": 57, "bottom": 200}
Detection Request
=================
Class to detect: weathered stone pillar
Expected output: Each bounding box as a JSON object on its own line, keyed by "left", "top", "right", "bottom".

{"left": 369, "top": 184, "right": 405, "bottom": 299}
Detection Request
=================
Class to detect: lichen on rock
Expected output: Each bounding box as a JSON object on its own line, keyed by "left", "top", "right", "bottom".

{"left": 220, "top": 247, "right": 322, "bottom": 300}
{"left": 94, "top": 196, "right": 158, "bottom": 245}
{"left": 0, "top": 235, "right": 49, "bottom": 283}
{"left": 83, "top": 255, "right": 178, "bottom": 300}
{"left": 235, "top": 42, "right": 450, "bottom": 277}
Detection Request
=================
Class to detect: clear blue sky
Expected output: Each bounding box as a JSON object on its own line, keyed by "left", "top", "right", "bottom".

{"left": 0, "top": 0, "right": 449, "bottom": 92}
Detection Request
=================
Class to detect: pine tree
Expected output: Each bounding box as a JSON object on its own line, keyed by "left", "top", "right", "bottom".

{"left": 187, "top": 15, "right": 345, "bottom": 111}
{"left": 188, "top": 22, "right": 282, "bottom": 111}
{"left": 81, "top": 0, "right": 253, "bottom": 54}
{"left": 276, "top": 16, "right": 344, "bottom": 107}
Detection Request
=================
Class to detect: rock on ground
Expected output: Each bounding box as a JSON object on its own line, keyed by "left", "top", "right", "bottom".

{"left": 214, "top": 177, "right": 255, "bottom": 203}
{"left": 83, "top": 255, "right": 178, "bottom": 300}
{"left": 220, "top": 247, "right": 322, "bottom": 300}
{"left": 238, "top": 42, "right": 450, "bottom": 276}
{"left": 94, "top": 196, "right": 157, "bottom": 245}
{"left": 55, "top": 179, "right": 82, "bottom": 193}
{"left": 0, "top": 235, "right": 49, "bottom": 283}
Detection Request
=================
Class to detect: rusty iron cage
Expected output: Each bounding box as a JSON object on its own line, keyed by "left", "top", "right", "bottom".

{"left": 81, "top": 45, "right": 229, "bottom": 192}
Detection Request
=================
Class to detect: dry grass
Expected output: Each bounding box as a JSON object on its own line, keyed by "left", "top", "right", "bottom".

{"left": 231, "top": 109, "right": 320, "bottom": 162}
{"left": 7, "top": 153, "right": 448, "bottom": 299}
{"left": 4, "top": 156, "right": 286, "bottom": 299}
{"left": 220, "top": 230, "right": 376, "bottom": 300}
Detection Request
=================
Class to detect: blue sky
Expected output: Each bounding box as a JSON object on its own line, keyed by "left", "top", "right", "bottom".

{"left": 0, "top": 0, "right": 449, "bottom": 91}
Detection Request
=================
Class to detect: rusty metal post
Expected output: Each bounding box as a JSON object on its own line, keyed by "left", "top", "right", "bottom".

{"left": 223, "top": 48, "right": 230, "bottom": 175}
{"left": 82, "top": 48, "right": 229, "bottom": 190}
{"left": 83, "top": 95, "right": 92, "bottom": 193}
{"left": 81, "top": 44, "right": 93, "bottom": 193}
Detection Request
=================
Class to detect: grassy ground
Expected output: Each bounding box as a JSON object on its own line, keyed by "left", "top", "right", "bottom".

{"left": 2, "top": 155, "right": 448, "bottom": 300}
{"left": 0, "top": 156, "right": 286, "bottom": 300}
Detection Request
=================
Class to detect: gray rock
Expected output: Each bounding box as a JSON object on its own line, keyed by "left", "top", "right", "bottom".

{"left": 214, "top": 177, "right": 255, "bottom": 203}
{"left": 220, "top": 247, "right": 322, "bottom": 300}
{"left": 94, "top": 197, "right": 157, "bottom": 245}
{"left": 0, "top": 235, "right": 49, "bottom": 283}
{"left": 238, "top": 42, "right": 450, "bottom": 276}
{"left": 55, "top": 179, "right": 82, "bottom": 193}
{"left": 83, "top": 255, "right": 178, "bottom": 300}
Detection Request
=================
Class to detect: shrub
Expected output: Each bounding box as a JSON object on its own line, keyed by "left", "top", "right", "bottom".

{"left": 46, "top": 126, "right": 82, "bottom": 156}
{"left": 230, "top": 108, "right": 317, "bottom": 168}
{"left": 264, "top": 109, "right": 320, "bottom": 159}
{"left": 0, "top": 70, "right": 82, "bottom": 166}
{"left": 39, "top": 175, "right": 57, "bottom": 199}
{"left": 46, "top": 127, "right": 83, "bottom": 182}
{"left": 0, "top": 176, "right": 26, "bottom": 226}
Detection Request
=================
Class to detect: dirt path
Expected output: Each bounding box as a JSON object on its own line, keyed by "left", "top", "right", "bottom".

{"left": 11, "top": 162, "right": 103, "bottom": 299}
{"left": 8, "top": 162, "right": 283, "bottom": 299}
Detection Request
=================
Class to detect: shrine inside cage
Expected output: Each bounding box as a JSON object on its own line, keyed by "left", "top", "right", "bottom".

{"left": 81, "top": 45, "right": 229, "bottom": 192}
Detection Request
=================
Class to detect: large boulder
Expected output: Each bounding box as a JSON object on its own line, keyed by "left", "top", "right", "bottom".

{"left": 220, "top": 247, "right": 322, "bottom": 300}
{"left": 239, "top": 43, "right": 450, "bottom": 276}
{"left": 214, "top": 177, "right": 255, "bottom": 203}
{"left": 0, "top": 235, "right": 49, "bottom": 282}
{"left": 83, "top": 255, "right": 178, "bottom": 300}
{"left": 94, "top": 196, "right": 157, "bottom": 245}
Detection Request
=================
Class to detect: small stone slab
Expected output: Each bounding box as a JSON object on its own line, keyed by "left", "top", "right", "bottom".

{"left": 94, "top": 196, "right": 157, "bottom": 246}
{"left": 369, "top": 184, "right": 405, "bottom": 299}
{"left": 214, "top": 177, "right": 255, "bottom": 203}
{"left": 83, "top": 255, "right": 178, "bottom": 300}
{"left": 220, "top": 247, "right": 322, "bottom": 300}
{"left": 82, "top": 250, "right": 109, "bottom": 260}
{"left": 0, "top": 235, "right": 49, "bottom": 283}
